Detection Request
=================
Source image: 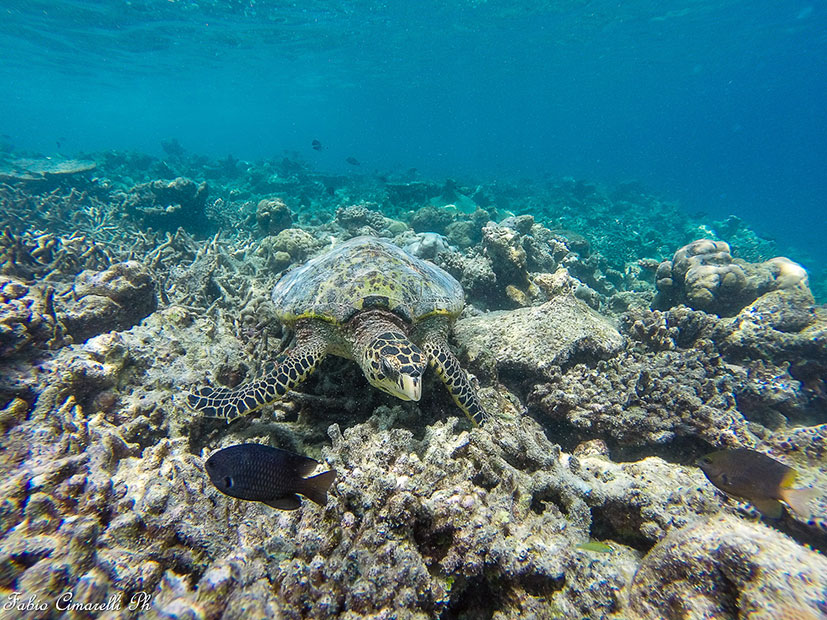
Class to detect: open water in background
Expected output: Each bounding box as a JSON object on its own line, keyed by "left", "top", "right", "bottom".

{"left": 0, "top": 0, "right": 825, "bottom": 265}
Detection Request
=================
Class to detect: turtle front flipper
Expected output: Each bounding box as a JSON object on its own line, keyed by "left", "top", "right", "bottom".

{"left": 422, "top": 338, "right": 489, "bottom": 426}
{"left": 188, "top": 337, "right": 327, "bottom": 421}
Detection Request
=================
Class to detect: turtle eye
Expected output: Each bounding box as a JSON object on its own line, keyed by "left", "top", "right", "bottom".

{"left": 224, "top": 476, "right": 233, "bottom": 488}
{"left": 381, "top": 358, "right": 397, "bottom": 378}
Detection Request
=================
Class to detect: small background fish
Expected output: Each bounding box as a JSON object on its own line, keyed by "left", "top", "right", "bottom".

{"left": 697, "top": 448, "right": 818, "bottom": 520}
{"left": 576, "top": 541, "right": 613, "bottom": 553}
{"left": 205, "top": 443, "right": 336, "bottom": 510}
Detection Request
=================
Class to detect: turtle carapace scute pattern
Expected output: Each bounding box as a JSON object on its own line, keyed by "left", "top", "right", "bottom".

{"left": 187, "top": 236, "right": 489, "bottom": 426}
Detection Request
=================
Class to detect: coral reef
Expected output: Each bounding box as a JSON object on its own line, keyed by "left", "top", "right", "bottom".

{"left": 530, "top": 284, "right": 826, "bottom": 454}
{"left": 482, "top": 221, "right": 531, "bottom": 294}
{"left": 0, "top": 147, "right": 824, "bottom": 619}
{"left": 433, "top": 248, "right": 498, "bottom": 309}
{"left": 409, "top": 204, "right": 457, "bottom": 236}
{"left": 0, "top": 386, "right": 717, "bottom": 620}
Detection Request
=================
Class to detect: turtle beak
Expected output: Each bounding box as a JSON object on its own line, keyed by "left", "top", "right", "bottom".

{"left": 398, "top": 375, "right": 422, "bottom": 402}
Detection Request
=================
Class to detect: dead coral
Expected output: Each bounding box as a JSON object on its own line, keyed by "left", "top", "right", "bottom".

{"left": 619, "top": 300, "right": 827, "bottom": 434}
{"left": 255, "top": 197, "right": 293, "bottom": 235}
{"left": 529, "top": 345, "right": 752, "bottom": 451}
{"left": 403, "top": 232, "right": 452, "bottom": 260}
{"left": 0, "top": 183, "right": 120, "bottom": 240}
{"left": 258, "top": 227, "right": 320, "bottom": 263}
{"left": 434, "top": 248, "right": 497, "bottom": 310}
{"left": 334, "top": 204, "right": 389, "bottom": 236}
{"left": 574, "top": 453, "right": 723, "bottom": 549}
{"left": 1, "top": 157, "right": 825, "bottom": 619}
{"left": 0, "top": 157, "right": 96, "bottom": 183}
{"left": 479, "top": 217, "right": 637, "bottom": 312}
{"left": 0, "top": 276, "right": 64, "bottom": 357}
{"left": 482, "top": 221, "right": 530, "bottom": 293}
{"left": 120, "top": 177, "right": 209, "bottom": 232}
{"left": 0, "top": 227, "right": 114, "bottom": 283}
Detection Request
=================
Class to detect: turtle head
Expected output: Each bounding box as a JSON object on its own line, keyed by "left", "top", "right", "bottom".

{"left": 361, "top": 330, "right": 425, "bottom": 401}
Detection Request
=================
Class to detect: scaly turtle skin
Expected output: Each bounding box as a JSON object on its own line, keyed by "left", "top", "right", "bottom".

{"left": 188, "top": 236, "right": 488, "bottom": 425}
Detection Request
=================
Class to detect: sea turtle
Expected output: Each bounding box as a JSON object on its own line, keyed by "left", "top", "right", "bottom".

{"left": 188, "top": 236, "right": 488, "bottom": 425}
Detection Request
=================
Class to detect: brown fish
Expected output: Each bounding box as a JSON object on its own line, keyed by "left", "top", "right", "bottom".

{"left": 697, "top": 448, "right": 818, "bottom": 519}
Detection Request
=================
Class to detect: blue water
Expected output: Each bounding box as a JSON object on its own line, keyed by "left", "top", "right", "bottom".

{"left": 1, "top": 0, "right": 825, "bottom": 265}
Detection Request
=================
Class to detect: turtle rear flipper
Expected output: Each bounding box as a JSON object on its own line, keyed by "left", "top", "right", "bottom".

{"left": 188, "top": 336, "right": 327, "bottom": 421}
{"left": 422, "top": 337, "right": 489, "bottom": 426}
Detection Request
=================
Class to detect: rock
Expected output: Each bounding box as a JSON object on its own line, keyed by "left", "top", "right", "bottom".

{"left": 736, "top": 287, "right": 816, "bottom": 333}
{"left": 575, "top": 454, "right": 723, "bottom": 546}
{"left": 655, "top": 239, "right": 812, "bottom": 316}
{"left": 729, "top": 359, "right": 809, "bottom": 427}
{"left": 444, "top": 219, "right": 482, "bottom": 248}
{"left": 386, "top": 219, "right": 408, "bottom": 235}
{"left": 0, "top": 398, "right": 29, "bottom": 427}
{"left": 534, "top": 267, "right": 602, "bottom": 310}
{"left": 59, "top": 261, "right": 157, "bottom": 342}
{"left": 455, "top": 293, "right": 623, "bottom": 384}
{"left": 629, "top": 514, "right": 827, "bottom": 619}
{"left": 505, "top": 283, "right": 531, "bottom": 306}
{"left": 721, "top": 290, "right": 826, "bottom": 372}
{"left": 435, "top": 249, "right": 497, "bottom": 308}
{"left": 403, "top": 232, "right": 452, "bottom": 260}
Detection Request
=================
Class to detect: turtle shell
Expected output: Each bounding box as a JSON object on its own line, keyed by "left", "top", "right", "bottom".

{"left": 272, "top": 236, "right": 464, "bottom": 326}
